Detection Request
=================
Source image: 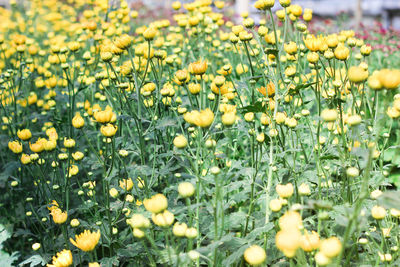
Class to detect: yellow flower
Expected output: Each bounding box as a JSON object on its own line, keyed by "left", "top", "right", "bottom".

{"left": 70, "top": 219, "right": 80, "bottom": 227}
{"left": 173, "top": 135, "right": 188, "bottom": 149}
{"left": 143, "top": 27, "right": 157, "bottom": 40}
{"left": 334, "top": 44, "right": 350, "bottom": 60}
{"left": 68, "top": 165, "right": 79, "bottom": 177}
{"left": 109, "top": 188, "right": 119, "bottom": 198}
{"left": 21, "top": 153, "right": 31, "bottom": 164}
{"left": 188, "top": 83, "right": 201, "bottom": 95}
{"left": 151, "top": 210, "right": 175, "bottom": 227}
{"left": 279, "top": 211, "right": 303, "bottom": 231}
{"left": 143, "top": 193, "right": 168, "bottom": 214}
{"left": 371, "top": 205, "right": 386, "bottom": 220}
{"left": 284, "top": 41, "right": 298, "bottom": 55}
{"left": 100, "top": 124, "right": 118, "bottom": 137}
{"left": 321, "top": 109, "right": 338, "bottom": 122}
{"left": 29, "top": 138, "right": 47, "bottom": 153}
{"left": 178, "top": 182, "right": 195, "bottom": 198}
{"left": 119, "top": 178, "right": 134, "bottom": 191}
{"left": 72, "top": 151, "right": 84, "bottom": 161}
{"left": 17, "top": 129, "right": 32, "bottom": 140}
{"left": 244, "top": 245, "right": 267, "bottom": 266}
{"left": 348, "top": 66, "right": 368, "bottom": 83}
{"left": 50, "top": 209, "right": 68, "bottom": 224}
{"left": 377, "top": 69, "right": 400, "bottom": 89}
{"left": 94, "top": 108, "right": 113, "bottom": 124}
{"left": 8, "top": 140, "right": 23, "bottom": 154}
{"left": 304, "top": 35, "right": 322, "bottom": 52}
{"left": 276, "top": 183, "right": 294, "bottom": 198}
{"left": 46, "top": 127, "right": 59, "bottom": 140}
{"left": 275, "top": 229, "right": 302, "bottom": 257}
{"left": 114, "top": 34, "right": 132, "bottom": 50}
{"left": 195, "top": 108, "right": 214, "bottom": 128}
{"left": 126, "top": 213, "right": 150, "bottom": 229}
{"left": 185, "top": 227, "right": 198, "bottom": 239}
{"left": 72, "top": 112, "right": 85, "bottom": 128}
{"left": 298, "top": 183, "right": 311, "bottom": 196}
{"left": 172, "top": 1, "right": 181, "bottom": 10}
{"left": 279, "top": 0, "right": 291, "bottom": 7}
{"left": 221, "top": 112, "right": 236, "bottom": 126}
{"left": 303, "top": 9, "right": 313, "bottom": 21}
{"left": 70, "top": 229, "right": 101, "bottom": 252}
{"left": 315, "top": 251, "right": 331, "bottom": 266}
{"left": 48, "top": 249, "right": 73, "bottom": 267}
{"left": 63, "top": 138, "right": 75, "bottom": 148}
{"left": 254, "top": 0, "right": 275, "bottom": 10}
{"left": 189, "top": 60, "right": 208, "bottom": 75}
{"left": 300, "top": 231, "right": 320, "bottom": 252}
{"left": 45, "top": 139, "right": 57, "bottom": 151}
{"left": 173, "top": 222, "right": 188, "bottom": 237}
{"left": 174, "top": 69, "right": 190, "bottom": 85}
{"left": 269, "top": 199, "right": 282, "bottom": 212}
{"left": 319, "top": 237, "right": 342, "bottom": 258}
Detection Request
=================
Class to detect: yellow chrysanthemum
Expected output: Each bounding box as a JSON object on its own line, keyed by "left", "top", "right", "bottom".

{"left": 70, "top": 229, "right": 101, "bottom": 252}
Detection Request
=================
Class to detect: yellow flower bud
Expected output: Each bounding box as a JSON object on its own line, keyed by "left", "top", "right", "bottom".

{"left": 178, "top": 182, "right": 195, "bottom": 198}
{"left": 244, "top": 245, "right": 266, "bottom": 266}
{"left": 173, "top": 135, "right": 188, "bottom": 149}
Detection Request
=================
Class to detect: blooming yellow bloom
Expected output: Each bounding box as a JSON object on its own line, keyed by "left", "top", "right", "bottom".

{"left": 189, "top": 60, "right": 207, "bottom": 75}
{"left": 70, "top": 229, "right": 101, "bottom": 252}
{"left": 48, "top": 249, "right": 73, "bottom": 267}
{"left": 17, "top": 129, "right": 32, "bottom": 140}
{"left": 377, "top": 69, "right": 400, "bottom": 89}
{"left": 100, "top": 124, "right": 118, "bottom": 137}
{"left": 8, "top": 140, "right": 23, "bottom": 154}
{"left": 348, "top": 66, "right": 368, "bottom": 83}
{"left": 50, "top": 208, "right": 68, "bottom": 224}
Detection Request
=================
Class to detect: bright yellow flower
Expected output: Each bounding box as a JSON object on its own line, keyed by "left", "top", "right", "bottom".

{"left": 50, "top": 209, "right": 68, "bottom": 224}
{"left": 8, "top": 140, "right": 23, "bottom": 154}
{"left": 48, "top": 249, "right": 72, "bottom": 267}
{"left": 70, "top": 229, "right": 101, "bottom": 252}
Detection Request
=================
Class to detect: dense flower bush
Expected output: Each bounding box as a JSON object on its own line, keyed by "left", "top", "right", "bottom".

{"left": 0, "top": 0, "right": 400, "bottom": 266}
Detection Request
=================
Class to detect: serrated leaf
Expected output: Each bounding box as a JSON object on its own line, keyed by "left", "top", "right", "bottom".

{"left": 100, "top": 257, "right": 120, "bottom": 266}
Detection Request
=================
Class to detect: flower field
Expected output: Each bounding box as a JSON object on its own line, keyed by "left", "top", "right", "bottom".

{"left": 1, "top": 0, "right": 400, "bottom": 266}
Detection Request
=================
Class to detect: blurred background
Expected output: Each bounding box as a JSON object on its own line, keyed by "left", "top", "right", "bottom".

{"left": 126, "top": 0, "right": 400, "bottom": 29}
{"left": 1, "top": 0, "right": 399, "bottom": 29}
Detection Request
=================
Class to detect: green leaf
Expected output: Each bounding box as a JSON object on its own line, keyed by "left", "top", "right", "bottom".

{"left": 0, "top": 224, "right": 11, "bottom": 250}
{"left": 264, "top": 48, "right": 278, "bottom": 56}
{"left": 222, "top": 245, "right": 248, "bottom": 266}
{"left": 100, "top": 257, "right": 120, "bottom": 266}
{"left": 378, "top": 191, "right": 400, "bottom": 209}
{"left": 0, "top": 251, "right": 19, "bottom": 266}
{"left": 383, "top": 148, "right": 396, "bottom": 162}
{"left": 155, "top": 118, "right": 176, "bottom": 130}
{"left": 293, "top": 82, "right": 317, "bottom": 92}
{"left": 239, "top": 101, "right": 265, "bottom": 113}
{"left": 19, "top": 254, "right": 45, "bottom": 267}
{"left": 392, "top": 153, "right": 400, "bottom": 166}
